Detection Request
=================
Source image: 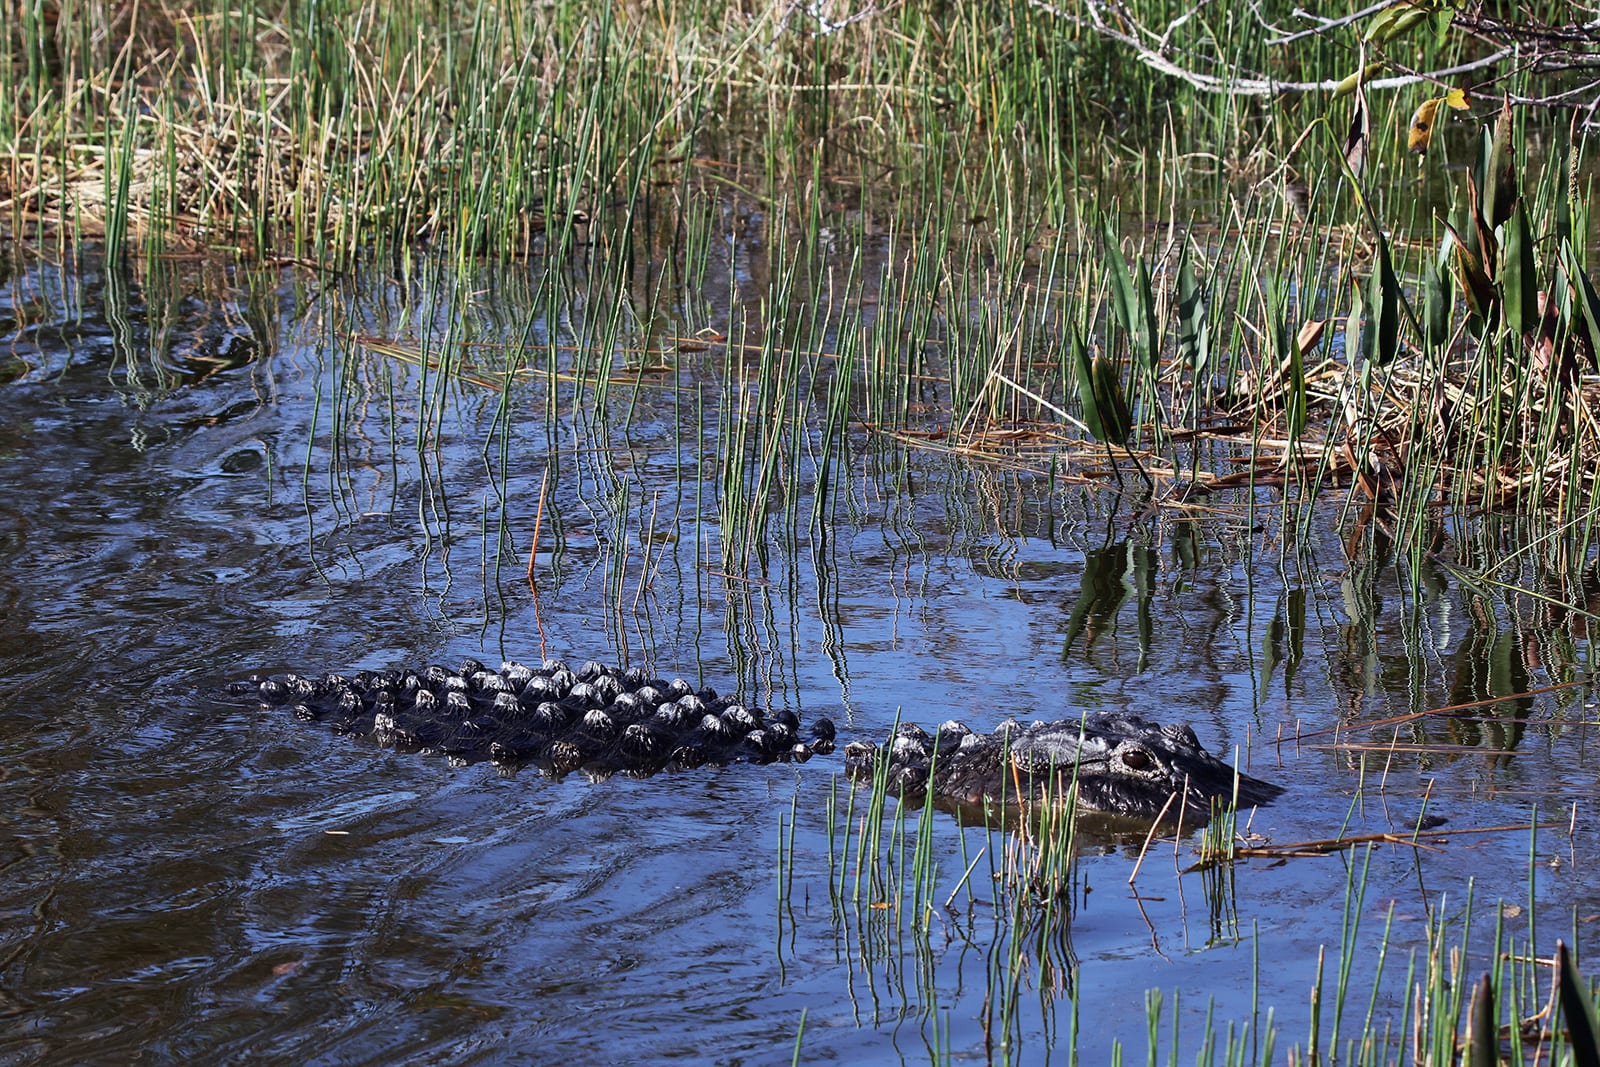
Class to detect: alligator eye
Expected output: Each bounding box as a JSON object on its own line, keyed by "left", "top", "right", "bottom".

{"left": 1120, "top": 748, "right": 1153, "bottom": 771}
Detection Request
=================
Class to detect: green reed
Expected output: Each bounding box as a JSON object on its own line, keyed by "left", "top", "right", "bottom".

{"left": 8, "top": 0, "right": 1438, "bottom": 266}
{"left": 54, "top": 0, "right": 1580, "bottom": 572}
{"left": 767, "top": 707, "right": 1600, "bottom": 1063}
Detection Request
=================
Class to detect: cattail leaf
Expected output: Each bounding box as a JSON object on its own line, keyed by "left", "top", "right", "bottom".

{"left": 1456, "top": 175, "right": 1489, "bottom": 268}
{"left": 1103, "top": 217, "right": 1134, "bottom": 327}
{"left": 1467, "top": 974, "right": 1496, "bottom": 1067}
{"left": 1134, "top": 254, "right": 1159, "bottom": 373}
{"left": 1345, "top": 281, "right": 1369, "bottom": 365}
{"left": 1446, "top": 221, "right": 1498, "bottom": 327}
{"left": 1286, "top": 323, "right": 1307, "bottom": 436}
{"left": 1296, "top": 318, "right": 1328, "bottom": 357}
{"left": 1343, "top": 91, "right": 1372, "bottom": 178}
{"left": 1265, "top": 278, "right": 1305, "bottom": 435}
{"left": 1102, "top": 217, "right": 1146, "bottom": 367}
{"left": 1423, "top": 256, "right": 1452, "bottom": 347}
{"left": 1477, "top": 97, "right": 1517, "bottom": 230}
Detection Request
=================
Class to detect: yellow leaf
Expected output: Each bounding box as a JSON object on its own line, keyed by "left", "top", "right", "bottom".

{"left": 1444, "top": 88, "right": 1471, "bottom": 111}
{"left": 1408, "top": 97, "right": 1445, "bottom": 155}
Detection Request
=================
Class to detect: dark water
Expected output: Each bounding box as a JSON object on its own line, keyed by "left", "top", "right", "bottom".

{"left": 1, "top": 241, "right": 1596, "bottom": 1065}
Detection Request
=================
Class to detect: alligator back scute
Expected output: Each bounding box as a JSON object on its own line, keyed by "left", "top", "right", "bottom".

{"left": 844, "top": 712, "right": 1282, "bottom": 821}
{"left": 232, "top": 658, "right": 836, "bottom": 777}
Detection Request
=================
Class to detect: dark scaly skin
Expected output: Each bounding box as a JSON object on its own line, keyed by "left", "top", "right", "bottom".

{"left": 229, "top": 658, "right": 835, "bottom": 777}
{"left": 842, "top": 712, "right": 1281, "bottom": 821}
{"left": 233, "top": 661, "right": 1282, "bottom": 821}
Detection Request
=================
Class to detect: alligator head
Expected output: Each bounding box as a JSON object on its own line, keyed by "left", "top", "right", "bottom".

{"left": 844, "top": 712, "right": 1282, "bottom": 823}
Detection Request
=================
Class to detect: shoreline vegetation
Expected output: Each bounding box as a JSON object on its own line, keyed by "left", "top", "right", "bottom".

{"left": 7, "top": 2, "right": 1600, "bottom": 1063}
{"left": 7, "top": 3, "right": 1597, "bottom": 524}
{"left": 6, "top": 2, "right": 1600, "bottom": 512}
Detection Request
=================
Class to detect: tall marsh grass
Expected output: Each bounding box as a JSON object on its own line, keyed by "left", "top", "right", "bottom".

{"left": 9, "top": 1, "right": 1598, "bottom": 550}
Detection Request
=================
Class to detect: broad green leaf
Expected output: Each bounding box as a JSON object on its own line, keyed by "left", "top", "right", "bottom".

{"left": 1366, "top": 3, "right": 1431, "bottom": 45}
{"left": 1332, "top": 62, "right": 1384, "bottom": 100}
{"left": 1368, "top": 233, "right": 1401, "bottom": 365}
{"left": 1423, "top": 256, "right": 1452, "bottom": 347}
{"left": 1070, "top": 327, "right": 1108, "bottom": 443}
{"left": 1562, "top": 240, "right": 1600, "bottom": 362}
{"left": 1175, "top": 242, "right": 1210, "bottom": 380}
{"left": 1091, "top": 355, "right": 1133, "bottom": 446}
{"left": 1502, "top": 201, "right": 1537, "bottom": 337}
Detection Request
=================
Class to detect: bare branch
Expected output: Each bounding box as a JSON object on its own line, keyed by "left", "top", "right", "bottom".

{"left": 1268, "top": 2, "right": 1399, "bottom": 47}
{"left": 1028, "top": 0, "right": 1521, "bottom": 97}
{"left": 1026, "top": 0, "right": 1600, "bottom": 116}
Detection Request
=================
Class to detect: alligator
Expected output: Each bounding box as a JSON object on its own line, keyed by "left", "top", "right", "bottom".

{"left": 232, "top": 658, "right": 1281, "bottom": 821}
{"left": 842, "top": 714, "right": 1282, "bottom": 822}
